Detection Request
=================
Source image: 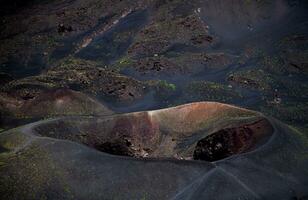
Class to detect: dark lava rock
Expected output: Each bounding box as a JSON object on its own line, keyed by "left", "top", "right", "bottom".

{"left": 57, "top": 24, "right": 73, "bottom": 34}
{"left": 0, "top": 72, "right": 13, "bottom": 85}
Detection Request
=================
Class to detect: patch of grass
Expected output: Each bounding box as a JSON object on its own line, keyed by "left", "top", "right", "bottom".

{"left": 111, "top": 56, "right": 135, "bottom": 71}
{"left": 119, "top": 56, "right": 133, "bottom": 66}
{"left": 157, "top": 80, "right": 176, "bottom": 91}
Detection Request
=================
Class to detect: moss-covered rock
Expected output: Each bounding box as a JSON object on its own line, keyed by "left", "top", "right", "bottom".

{"left": 3, "top": 57, "right": 147, "bottom": 103}
{"left": 228, "top": 69, "right": 277, "bottom": 91}
{"left": 183, "top": 81, "right": 242, "bottom": 103}
{"left": 128, "top": 9, "right": 213, "bottom": 57}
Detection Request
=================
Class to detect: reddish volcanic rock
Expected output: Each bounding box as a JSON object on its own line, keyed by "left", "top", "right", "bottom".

{"left": 33, "top": 102, "right": 272, "bottom": 161}
{"left": 193, "top": 119, "right": 273, "bottom": 161}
